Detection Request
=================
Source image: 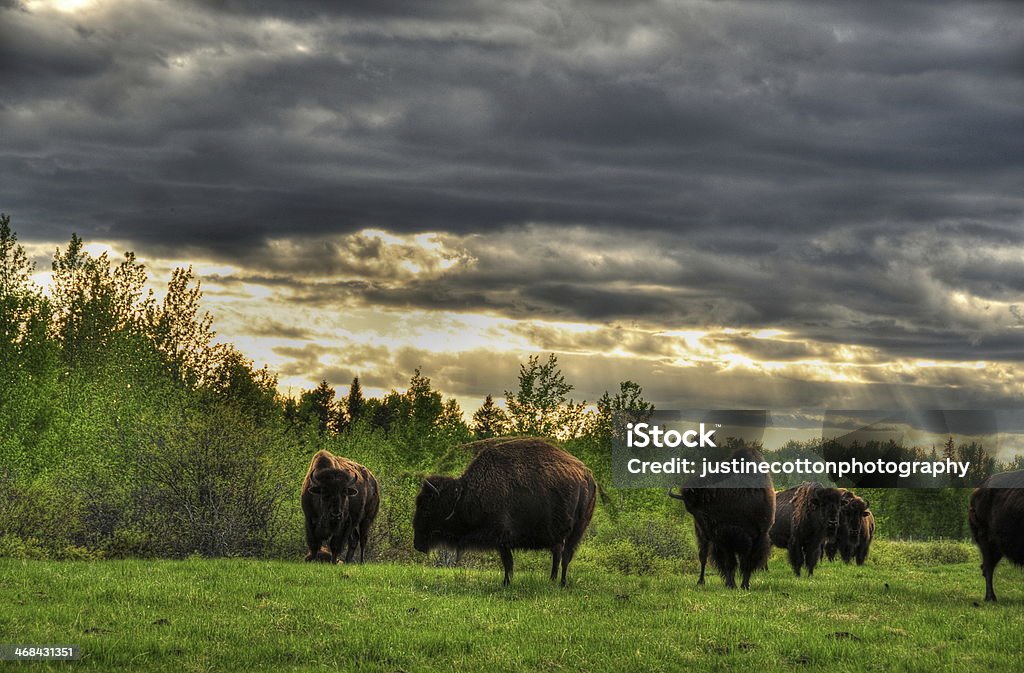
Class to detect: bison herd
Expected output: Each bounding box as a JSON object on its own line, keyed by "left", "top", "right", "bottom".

{"left": 301, "top": 439, "right": 1023, "bottom": 602}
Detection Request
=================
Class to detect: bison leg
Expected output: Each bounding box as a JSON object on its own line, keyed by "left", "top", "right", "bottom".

{"left": 855, "top": 537, "right": 871, "bottom": 566}
{"left": 804, "top": 540, "right": 822, "bottom": 577}
{"left": 740, "top": 535, "right": 770, "bottom": 590}
{"left": 980, "top": 544, "right": 1002, "bottom": 602}
{"left": 696, "top": 538, "right": 709, "bottom": 586}
{"left": 344, "top": 529, "right": 360, "bottom": 564}
{"left": 550, "top": 543, "right": 564, "bottom": 582}
{"left": 739, "top": 560, "right": 753, "bottom": 590}
{"left": 332, "top": 521, "right": 355, "bottom": 564}
{"left": 304, "top": 521, "right": 322, "bottom": 562}
{"left": 499, "top": 546, "right": 514, "bottom": 586}
{"left": 328, "top": 532, "right": 347, "bottom": 564}
{"left": 357, "top": 519, "right": 372, "bottom": 563}
{"left": 788, "top": 543, "right": 804, "bottom": 577}
{"left": 560, "top": 543, "right": 580, "bottom": 588}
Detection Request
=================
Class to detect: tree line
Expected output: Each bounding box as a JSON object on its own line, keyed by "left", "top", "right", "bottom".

{"left": 0, "top": 214, "right": 1002, "bottom": 561}
{"left": 0, "top": 215, "right": 652, "bottom": 560}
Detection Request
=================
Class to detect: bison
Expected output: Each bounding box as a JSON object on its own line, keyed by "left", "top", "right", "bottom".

{"left": 969, "top": 470, "right": 1024, "bottom": 602}
{"left": 301, "top": 450, "right": 379, "bottom": 564}
{"left": 768, "top": 486, "right": 798, "bottom": 550}
{"left": 824, "top": 490, "right": 871, "bottom": 564}
{"left": 413, "top": 437, "right": 597, "bottom": 587}
{"left": 668, "top": 446, "right": 775, "bottom": 590}
{"left": 770, "top": 481, "right": 843, "bottom": 576}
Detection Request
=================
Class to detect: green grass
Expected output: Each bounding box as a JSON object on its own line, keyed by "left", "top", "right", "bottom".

{"left": 1, "top": 550, "right": 1023, "bottom": 672}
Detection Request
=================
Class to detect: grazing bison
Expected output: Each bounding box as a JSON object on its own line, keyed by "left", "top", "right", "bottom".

{"left": 301, "top": 450, "right": 379, "bottom": 564}
{"left": 413, "top": 437, "right": 597, "bottom": 587}
{"left": 771, "top": 482, "right": 843, "bottom": 576}
{"left": 969, "top": 470, "right": 1024, "bottom": 602}
{"left": 824, "top": 490, "right": 871, "bottom": 564}
{"left": 668, "top": 446, "right": 775, "bottom": 590}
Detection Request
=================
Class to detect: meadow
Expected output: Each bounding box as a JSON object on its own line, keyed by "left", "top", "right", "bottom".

{"left": 2, "top": 542, "right": 1022, "bottom": 673}
{"left": 3, "top": 220, "right": 1023, "bottom": 671}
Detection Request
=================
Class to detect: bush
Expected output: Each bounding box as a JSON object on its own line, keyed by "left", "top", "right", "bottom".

{"left": 583, "top": 511, "right": 695, "bottom": 575}
{"left": 870, "top": 539, "right": 974, "bottom": 567}
{"left": 125, "top": 404, "right": 294, "bottom": 558}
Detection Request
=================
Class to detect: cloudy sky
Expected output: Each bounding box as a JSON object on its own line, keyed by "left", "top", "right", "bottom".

{"left": 3, "top": 0, "right": 1024, "bottom": 440}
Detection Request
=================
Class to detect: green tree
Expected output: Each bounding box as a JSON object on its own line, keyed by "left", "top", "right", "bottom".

{"left": 204, "top": 347, "right": 279, "bottom": 424}
{"left": 343, "top": 377, "right": 365, "bottom": 428}
{"left": 591, "top": 380, "right": 655, "bottom": 442}
{"left": 297, "top": 380, "right": 337, "bottom": 435}
{"left": 0, "top": 214, "right": 59, "bottom": 476}
{"left": 472, "top": 394, "right": 508, "bottom": 439}
{"left": 437, "top": 398, "right": 471, "bottom": 446}
{"left": 958, "top": 441, "right": 995, "bottom": 487}
{"left": 50, "top": 234, "right": 148, "bottom": 369}
{"left": 407, "top": 368, "right": 443, "bottom": 432}
{"left": 143, "top": 266, "right": 217, "bottom": 388}
{"left": 505, "top": 354, "right": 586, "bottom": 439}
{"left": 942, "top": 436, "right": 956, "bottom": 462}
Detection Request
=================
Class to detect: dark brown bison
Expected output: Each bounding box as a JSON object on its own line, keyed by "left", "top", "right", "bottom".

{"left": 969, "top": 470, "right": 1024, "bottom": 602}
{"left": 855, "top": 509, "right": 875, "bottom": 566}
{"left": 824, "top": 490, "right": 871, "bottom": 564}
{"left": 301, "top": 450, "right": 379, "bottom": 564}
{"left": 668, "top": 446, "right": 775, "bottom": 590}
{"left": 768, "top": 486, "right": 798, "bottom": 550}
{"left": 770, "top": 482, "right": 843, "bottom": 576}
{"left": 413, "top": 437, "right": 597, "bottom": 587}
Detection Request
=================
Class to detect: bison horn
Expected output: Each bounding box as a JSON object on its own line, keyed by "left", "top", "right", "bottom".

{"left": 424, "top": 479, "right": 440, "bottom": 494}
{"left": 444, "top": 484, "right": 463, "bottom": 521}
{"left": 667, "top": 487, "right": 685, "bottom": 500}
{"left": 310, "top": 471, "right": 321, "bottom": 487}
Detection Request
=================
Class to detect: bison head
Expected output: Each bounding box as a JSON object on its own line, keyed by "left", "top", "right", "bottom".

{"left": 412, "top": 476, "right": 462, "bottom": 553}
{"left": 814, "top": 488, "right": 844, "bottom": 535}
{"left": 308, "top": 468, "right": 358, "bottom": 526}
{"left": 834, "top": 493, "right": 866, "bottom": 542}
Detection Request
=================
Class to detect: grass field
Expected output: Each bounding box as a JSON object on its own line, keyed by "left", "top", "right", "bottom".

{"left": 2, "top": 548, "right": 1023, "bottom": 672}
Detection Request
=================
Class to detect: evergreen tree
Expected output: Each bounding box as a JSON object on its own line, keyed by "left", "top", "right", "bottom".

{"left": 942, "top": 436, "right": 956, "bottom": 461}
{"left": 344, "top": 377, "right": 365, "bottom": 428}
{"left": 297, "top": 380, "right": 336, "bottom": 435}
{"left": 472, "top": 394, "right": 508, "bottom": 439}
{"left": 437, "top": 398, "right": 471, "bottom": 445}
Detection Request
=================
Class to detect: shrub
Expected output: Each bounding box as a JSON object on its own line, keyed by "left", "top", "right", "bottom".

{"left": 583, "top": 511, "right": 695, "bottom": 575}
{"left": 869, "top": 539, "right": 974, "bottom": 567}
{"left": 126, "top": 404, "right": 293, "bottom": 558}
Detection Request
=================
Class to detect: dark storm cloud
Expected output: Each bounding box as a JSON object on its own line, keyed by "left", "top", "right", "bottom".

{"left": 3, "top": 0, "right": 1023, "bottom": 366}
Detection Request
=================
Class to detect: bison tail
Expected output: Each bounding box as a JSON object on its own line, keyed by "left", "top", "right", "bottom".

{"left": 750, "top": 532, "right": 772, "bottom": 572}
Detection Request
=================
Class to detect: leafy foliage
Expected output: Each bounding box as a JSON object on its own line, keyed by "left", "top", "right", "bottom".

{"left": 0, "top": 215, "right": 1014, "bottom": 563}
